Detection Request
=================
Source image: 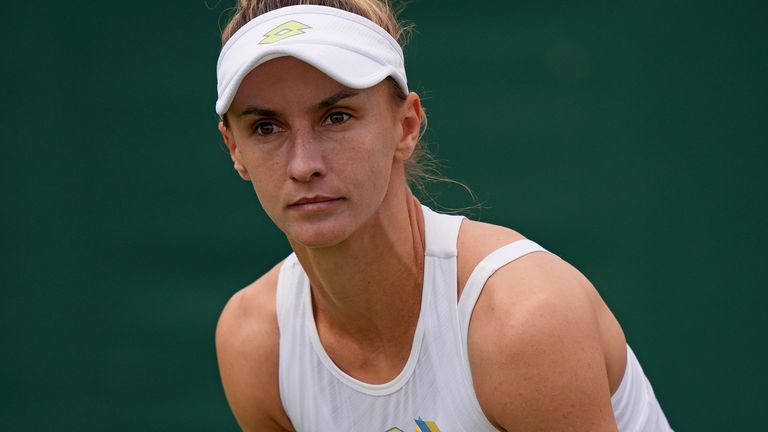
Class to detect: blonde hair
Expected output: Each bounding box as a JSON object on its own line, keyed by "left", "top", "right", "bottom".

{"left": 220, "top": 0, "right": 476, "bottom": 209}
{"left": 221, "top": 0, "right": 410, "bottom": 47}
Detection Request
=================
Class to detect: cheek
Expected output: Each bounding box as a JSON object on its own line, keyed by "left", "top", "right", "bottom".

{"left": 242, "top": 151, "right": 284, "bottom": 210}
{"left": 248, "top": 172, "right": 290, "bottom": 231}
{"left": 343, "top": 130, "right": 397, "bottom": 193}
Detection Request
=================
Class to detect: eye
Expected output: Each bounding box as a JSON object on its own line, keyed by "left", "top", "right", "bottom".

{"left": 324, "top": 112, "right": 351, "bottom": 125}
{"left": 254, "top": 121, "right": 283, "bottom": 136}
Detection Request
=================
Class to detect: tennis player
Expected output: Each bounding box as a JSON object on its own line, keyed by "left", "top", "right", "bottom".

{"left": 214, "top": 1, "right": 672, "bottom": 431}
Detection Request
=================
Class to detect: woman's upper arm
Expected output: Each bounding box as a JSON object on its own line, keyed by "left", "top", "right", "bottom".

{"left": 215, "top": 265, "right": 294, "bottom": 432}
{"left": 468, "top": 252, "right": 619, "bottom": 432}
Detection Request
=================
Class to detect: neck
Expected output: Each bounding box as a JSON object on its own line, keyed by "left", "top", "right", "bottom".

{"left": 289, "top": 178, "right": 425, "bottom": 349}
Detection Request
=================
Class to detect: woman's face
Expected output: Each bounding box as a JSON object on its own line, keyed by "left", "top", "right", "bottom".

{"left": 220, "top": 57, "right": 421, "bottom": 248}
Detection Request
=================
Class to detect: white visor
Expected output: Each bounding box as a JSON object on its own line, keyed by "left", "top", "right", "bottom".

{"left": 215, "top": 5, "right": 408, "bottom": 116}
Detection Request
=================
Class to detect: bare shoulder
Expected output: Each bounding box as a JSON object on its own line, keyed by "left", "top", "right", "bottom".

{"left": 458, "top": 219, "right": 625, "bottom": 431}
{"left": 215, "top": 262, "right": 294, "bottom": 432}
{"left": 456, "top": 218, "right": 526, "bottom": 294}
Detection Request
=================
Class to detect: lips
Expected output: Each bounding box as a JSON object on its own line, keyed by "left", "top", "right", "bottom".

{"left": 288, "top": 195, "right": 342, "bottom": 207}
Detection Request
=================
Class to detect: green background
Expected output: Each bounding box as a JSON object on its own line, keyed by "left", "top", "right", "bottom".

{"left": 2, "top": 0, "right": 766, "bottom": 430}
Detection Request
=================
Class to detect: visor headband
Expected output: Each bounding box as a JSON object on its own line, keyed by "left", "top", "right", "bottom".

{"left": 215, "top": 5, "right": 409, "bottom": 116}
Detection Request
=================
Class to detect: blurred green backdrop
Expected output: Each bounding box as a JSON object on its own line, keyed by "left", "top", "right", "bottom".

{"left": 2, "top": 0, "right": 766, "bottom": 430}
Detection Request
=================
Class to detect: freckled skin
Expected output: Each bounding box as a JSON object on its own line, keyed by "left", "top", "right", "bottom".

{"left": 220, "top": 57, "right": 407, "bottom": 249}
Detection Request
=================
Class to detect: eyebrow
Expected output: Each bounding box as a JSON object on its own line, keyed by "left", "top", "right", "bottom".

{"left": 238, "top": 106, "right": 278, "bottom": 118}
{"left": 237, "top": 90, "right": 361, "bottom": 118}
{"left": 317, "top": 90, "right": 360, "bottom": 110}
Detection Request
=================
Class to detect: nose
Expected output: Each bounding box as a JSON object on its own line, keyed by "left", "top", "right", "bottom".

{"left": 287, "top": 128, "right": 325, "bottom": 182}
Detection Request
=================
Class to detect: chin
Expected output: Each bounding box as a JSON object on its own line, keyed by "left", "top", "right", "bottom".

{"left": 283, "top": 217, "right": 355, "bottom": 250}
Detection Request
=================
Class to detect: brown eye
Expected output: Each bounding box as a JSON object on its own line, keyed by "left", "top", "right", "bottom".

{"left": 325, "top": 112, "right": 350, "bottom": 125}
{"left": 255, "top": 122, "right": 281, "bottom": 136}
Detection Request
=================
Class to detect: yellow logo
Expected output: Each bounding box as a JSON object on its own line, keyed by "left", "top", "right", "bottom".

{"left": 259, "top": 20, "right": 311, "bottom": 44}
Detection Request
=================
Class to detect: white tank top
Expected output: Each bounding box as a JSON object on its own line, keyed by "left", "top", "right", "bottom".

{"left": 276, "top": 206, "right": 672, "bottom": 431}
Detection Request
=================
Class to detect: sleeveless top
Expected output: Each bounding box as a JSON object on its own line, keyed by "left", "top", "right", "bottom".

{"left": 275, "top": 206, "right": 672, "bottom": 431}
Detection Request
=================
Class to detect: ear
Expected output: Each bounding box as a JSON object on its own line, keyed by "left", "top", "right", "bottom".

{"left": 218, "top": 121, "right": 251, "bottom": 180}
{"left": 394, "top": 92, "right": 423, "bottom": 161}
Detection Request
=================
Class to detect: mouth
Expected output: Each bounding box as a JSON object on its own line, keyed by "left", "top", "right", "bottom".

{"left": 288, "top": 196, "right": 343, "bottom": 208}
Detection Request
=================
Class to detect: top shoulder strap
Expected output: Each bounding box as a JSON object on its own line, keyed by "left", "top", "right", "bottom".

{"left": 421, "top": 205, "right": 465, "bottom": 258}
{"left": 275, "top": 252, "right": 302, "bottom": 329}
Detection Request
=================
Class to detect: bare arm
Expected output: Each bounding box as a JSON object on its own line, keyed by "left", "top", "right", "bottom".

{"left": 468, "top": 251, "right": 624, "bottom": 431}
{"left": 215, "top": 264, "right": 294, "bottom": 432}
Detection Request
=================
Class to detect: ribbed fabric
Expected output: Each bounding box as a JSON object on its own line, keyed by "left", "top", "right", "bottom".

{"left": 276, "top": 206, "right": 672, "bottom": 431}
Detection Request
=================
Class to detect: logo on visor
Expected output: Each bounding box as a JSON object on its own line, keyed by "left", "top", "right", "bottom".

{"left": 259, "top": 20, "right": 311, "bottom": 44}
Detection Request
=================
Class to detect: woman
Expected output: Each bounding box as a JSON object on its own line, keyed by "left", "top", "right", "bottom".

{"left": 214, "top": 1, "right": 672, "bottom": 431}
